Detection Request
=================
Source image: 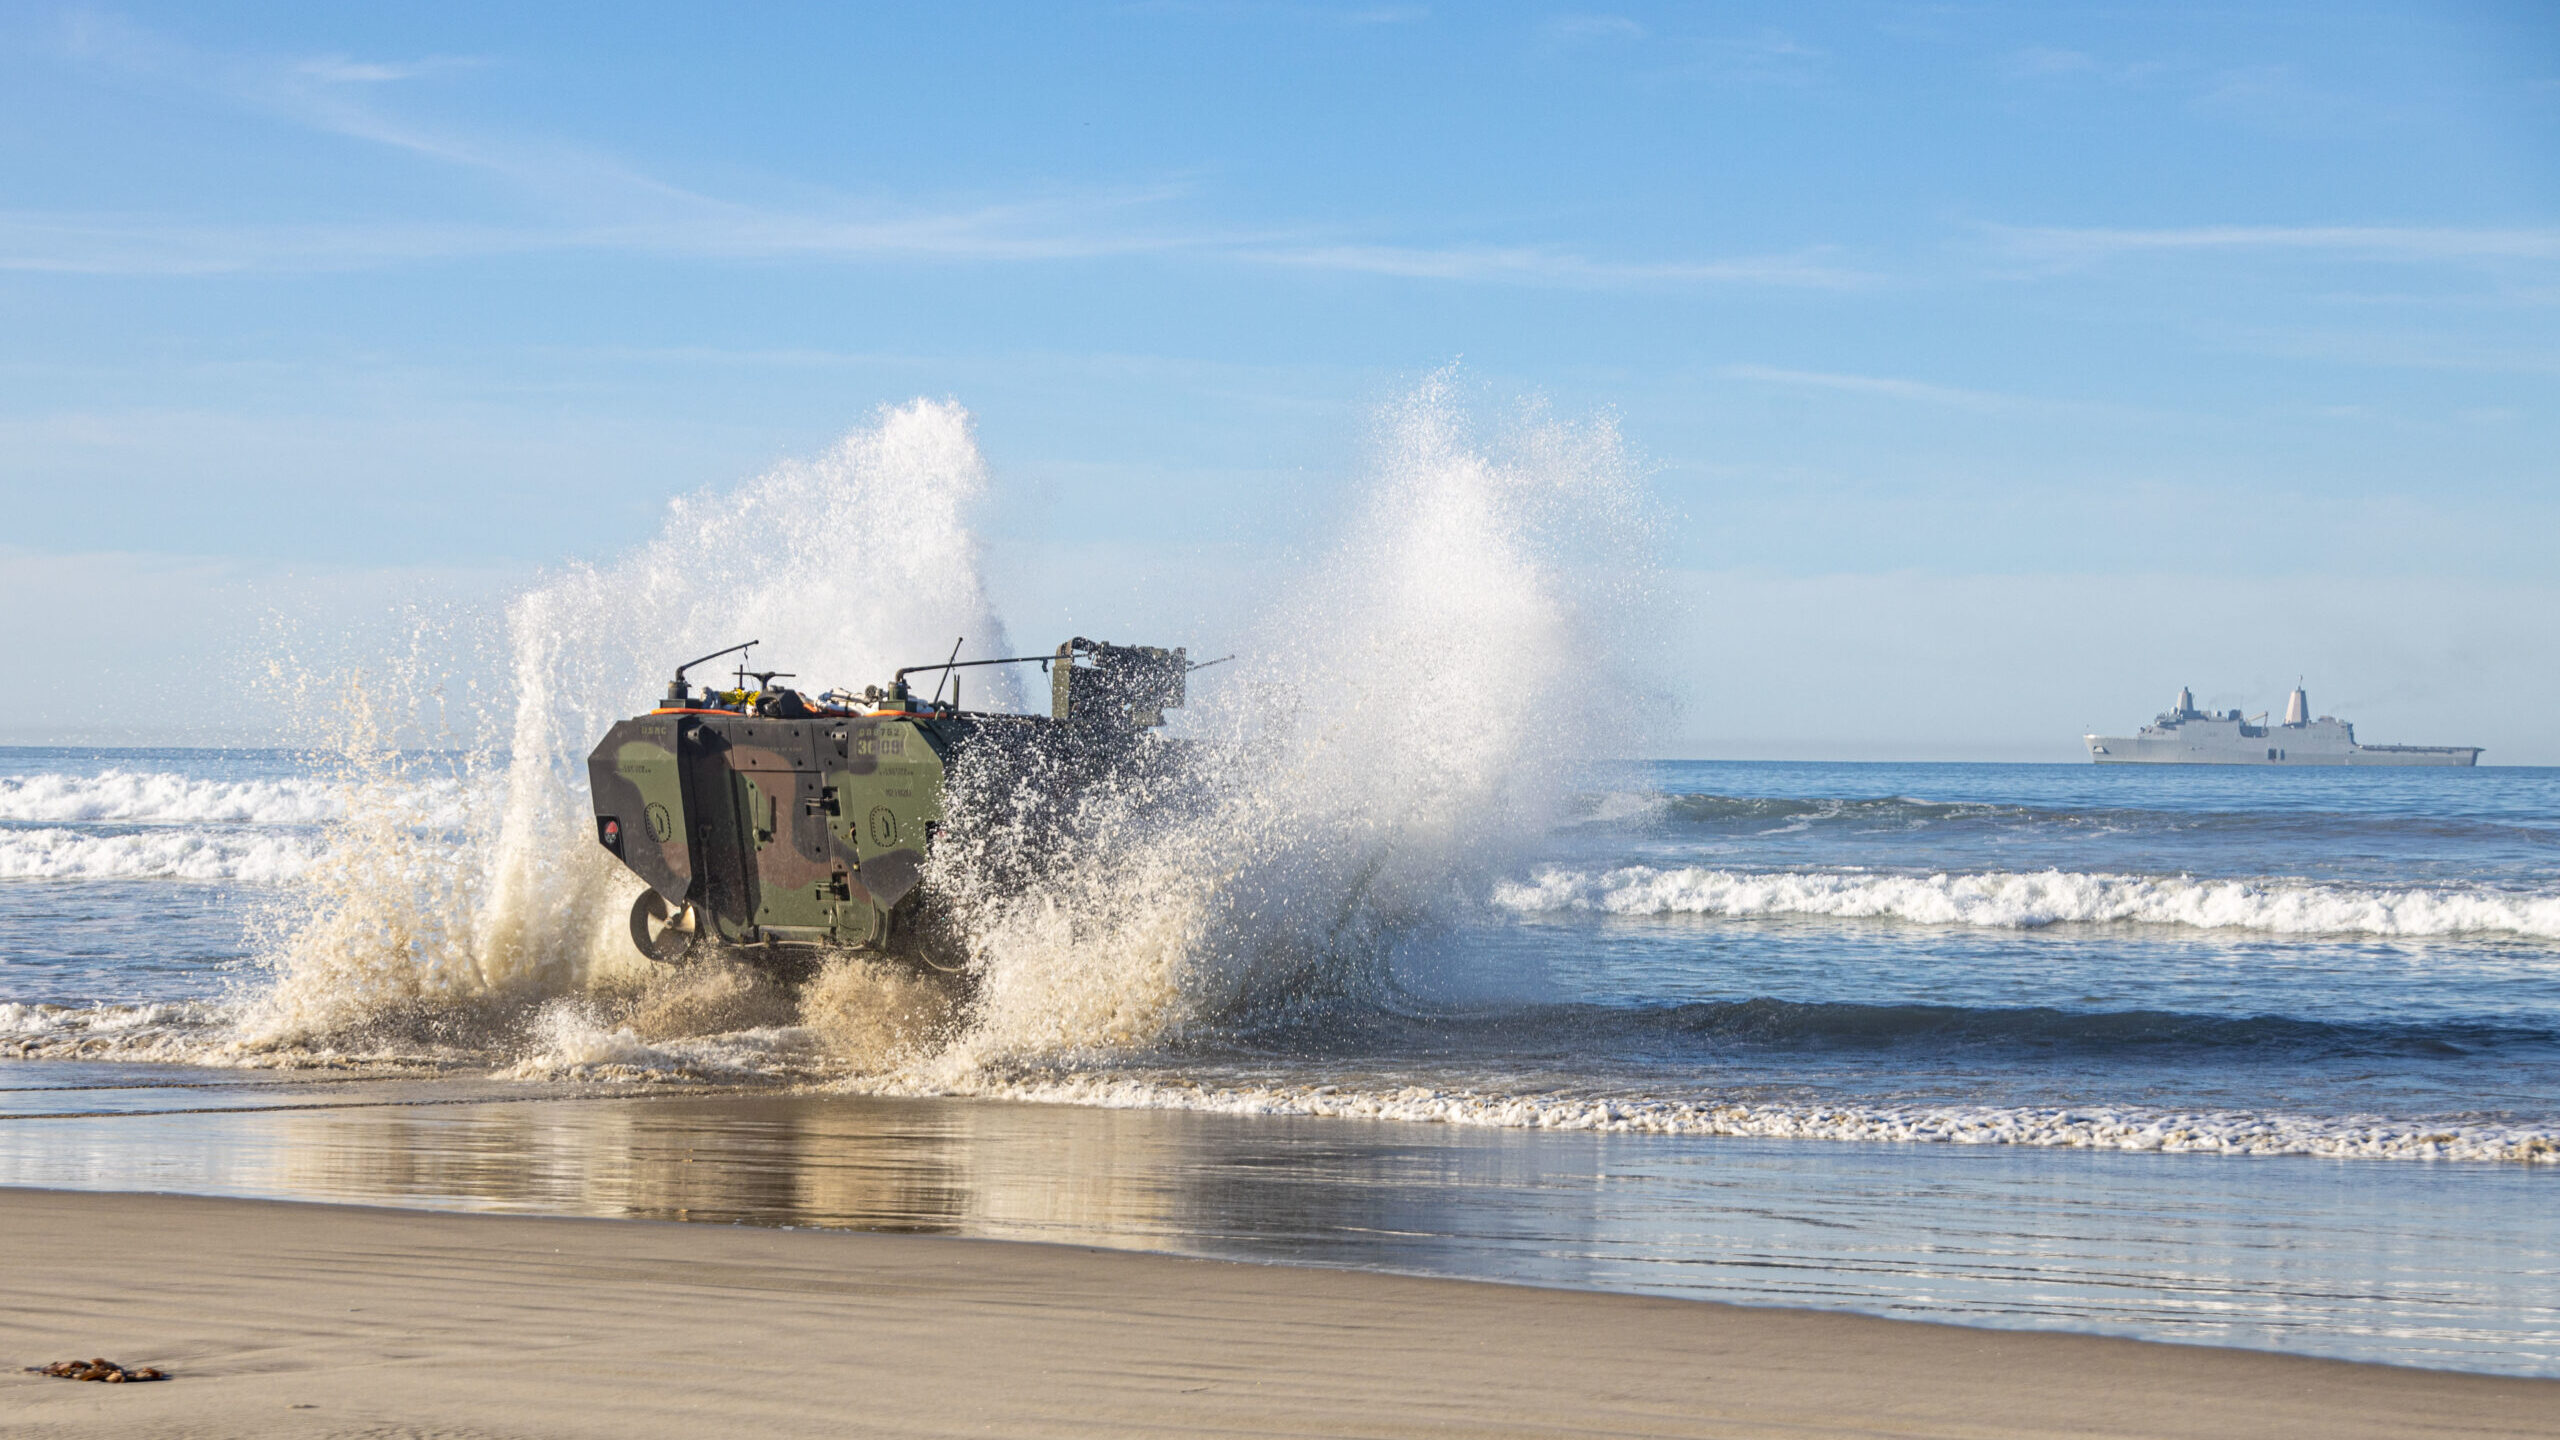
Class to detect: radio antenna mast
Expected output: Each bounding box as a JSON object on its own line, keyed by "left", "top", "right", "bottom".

{"left": 928, "top": 637, "right": 964, "bottom": 707}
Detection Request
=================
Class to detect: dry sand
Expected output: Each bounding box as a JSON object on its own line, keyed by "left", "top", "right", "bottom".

{"left": 3, "top": 1187, "right": 2553, "bottom": 1439}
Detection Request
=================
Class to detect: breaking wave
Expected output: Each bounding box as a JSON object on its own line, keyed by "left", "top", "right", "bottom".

{"left": 1493, "top": 866, "right": 2560, "bottom": 940}
{"left": 0, "top": 770, "right": 341, "bottom": 826}
{"left": 0, "top": 828, "right": 318, "bottom": 882}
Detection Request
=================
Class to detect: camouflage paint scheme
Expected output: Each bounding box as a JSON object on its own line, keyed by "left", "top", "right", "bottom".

{"left": 585, "top": 638, "right": 1197, "bottom": 971}
{"left": 587, "top": 714, "right": 947, "bottom": 952}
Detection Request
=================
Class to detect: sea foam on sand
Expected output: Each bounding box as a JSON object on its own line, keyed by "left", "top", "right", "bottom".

{"left": 849, "top": 1070, "right": 2560, "bottom": 1164}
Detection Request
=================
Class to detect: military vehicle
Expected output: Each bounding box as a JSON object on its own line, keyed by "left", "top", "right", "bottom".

{"left": 586, "top": 637, "right": 1214, "bottom": 974}
{"left": 2086, "top": 683, "right": 2481, "bottom": 766}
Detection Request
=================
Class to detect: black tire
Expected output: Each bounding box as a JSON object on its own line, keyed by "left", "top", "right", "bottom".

{"left": 628, "top": 890, "right": 699, "bottom": 964}
{"left": 882, "top": 895, "right": 971, "bottom": 976}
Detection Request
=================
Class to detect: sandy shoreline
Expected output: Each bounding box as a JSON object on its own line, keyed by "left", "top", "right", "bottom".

{"left": 4, "top": 1188, "right": 2554, "bottom": 1439}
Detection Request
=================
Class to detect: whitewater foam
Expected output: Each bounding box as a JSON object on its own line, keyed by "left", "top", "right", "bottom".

{"left": 0, "top": 828, "right": 318, "bottom": 882}
{"left": 0, "top": 999, "right": 231, "bottom": 1060}
{"left": 498, "top": 997, "right": 819, "bottom": 1082}
{"left": 0, "top": 770, "right": 342, "bottom": 826}
{"left": 1494, "top": 866, "right": 2560, "bottom": 940}
{"left": 850, "top": 1070, "right": 2560, "bottom": 1164}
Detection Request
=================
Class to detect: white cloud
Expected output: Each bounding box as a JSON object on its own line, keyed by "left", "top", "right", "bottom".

{"left": 2000, "top": 45, "right": 2095, "bottom": 79}
{"left": 1716, "top": 364, "right": 2013, "bottom": 411}
{"left": 1243, "top": 243, "right": 1872, "bottom": 289}
{"left": 291, "top": 54, "right": 487, "bottom": 85}
{"left": 1113, "top": 2, "right": 1426, "bottom": 24}
{"left": 1993, "top": 224, "right": 2560, "bottom": 268}
{"left": 1546, "top": 13, "right": 1647, "bottom": 43}
{"left": 26, "top": 15, "right": 1848, "bottom": 291}
{"left": 0, "top": 209, "right": 1871, "bottom": 292}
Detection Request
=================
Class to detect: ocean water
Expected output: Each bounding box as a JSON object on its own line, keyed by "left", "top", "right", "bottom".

{"left": 3, "top": 743, "right": 2556, "bottom": 1372}
{"left": 2, "top": 398, "right": 2554, "bottom": 1374}
{"left": 7, "top": 747, "right": 2556, "bottom": 1151}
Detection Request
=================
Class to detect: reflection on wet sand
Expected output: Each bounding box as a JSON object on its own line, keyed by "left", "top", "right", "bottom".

{"left": 2, "top": 1081, "right": 2555, "bottom": 1376}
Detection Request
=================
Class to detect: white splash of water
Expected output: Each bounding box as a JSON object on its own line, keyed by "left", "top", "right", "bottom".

{"left": 236, "top": 382, "right": 1657, "bottom": 1078}
{"left": 244, "top": 399, "right": 1013, "bottom": 1051}
{"left": 933, "top": 381, "right": 1661, "bottom": 1068}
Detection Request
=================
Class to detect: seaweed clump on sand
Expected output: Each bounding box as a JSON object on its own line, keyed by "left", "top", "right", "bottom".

{"left": 29, "top": 1358, "right": 168, "bottom": 1382}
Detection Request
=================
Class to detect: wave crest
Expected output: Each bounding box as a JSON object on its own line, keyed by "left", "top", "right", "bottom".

{"left": 1493, "top": 866, "right": 2560, "bottom": 940}
{"left": 0, "top": 828, "right": 318, "bottom": 882}
{"left": 0, "top": 770, "right": 341, "bottom": 826}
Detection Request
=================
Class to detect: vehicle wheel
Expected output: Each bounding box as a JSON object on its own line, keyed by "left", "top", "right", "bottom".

{"left": 882, "top": 896, "right": 971, "bottom": 976}
{"left": 629, "top": 890, "right": 699, "bottom": 964}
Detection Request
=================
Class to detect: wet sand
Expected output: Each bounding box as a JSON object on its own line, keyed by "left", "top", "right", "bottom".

{"left": 4, "top": 1188, "right": 2555, "bottom": 1439}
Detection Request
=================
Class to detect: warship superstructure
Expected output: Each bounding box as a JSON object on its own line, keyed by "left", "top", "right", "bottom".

{"left": 2085, "top": 684, "right": 2480, "bottom": 767}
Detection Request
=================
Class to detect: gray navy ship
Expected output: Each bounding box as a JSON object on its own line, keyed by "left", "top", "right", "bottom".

{"left": 2086, "top": 684, "right": 2481, "bottom": 766}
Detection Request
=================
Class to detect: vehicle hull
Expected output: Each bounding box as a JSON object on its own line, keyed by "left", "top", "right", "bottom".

{"left": 587, "top": 711, "right": 954, "bottom": 962}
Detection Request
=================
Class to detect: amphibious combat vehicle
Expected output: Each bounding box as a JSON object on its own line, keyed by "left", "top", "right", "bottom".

{"left": 587, "top": 637, "right": 1211, "bottom": 973}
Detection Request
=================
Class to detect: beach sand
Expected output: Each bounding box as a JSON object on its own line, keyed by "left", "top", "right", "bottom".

{"left": 3, "top": 1187, "right": 2553, "bottom": 1439}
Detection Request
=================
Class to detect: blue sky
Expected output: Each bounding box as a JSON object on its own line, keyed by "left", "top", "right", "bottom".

{"left": 2, "top": 2, "right": 2554, "bottom": 757}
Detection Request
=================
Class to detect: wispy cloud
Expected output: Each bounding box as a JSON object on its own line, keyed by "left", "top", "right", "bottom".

{"left": 21, "top": 12, "right": 1866, "bottom": 293}
{"left": 0, "top": 198, "right": 1225, "bottom": 275}
{"left": 58, "top": 11, "right": 697, "bottom": 201}
{"left": 1113, "top": 1, "right": 1427, "bottom": 24}
{"left": 1994, "top": 224, "right": 2560, "bottom": 268}
{"left": 291, "top": 54, "right": 487, "bottom": 85}
{"left": 1, "top": 209, "right": 1877, "bottom": 293}
{"left": 1546, "top": 13, "right": 1647, "bottom": 43}
{"left": 1999, "top": 45, "right": 2095, "bottom": 80}
{"left": 1241, "top": 243, "right": 1873, "bottom": 288}
{"left": 2207, "top": 324, "right": 2560, "bottom": 376}
{"left": 0, "top": 214, "right": 517, "bottom": 274}
{"left": 1717, "top": 364, "right": 2015, "bottom": 411}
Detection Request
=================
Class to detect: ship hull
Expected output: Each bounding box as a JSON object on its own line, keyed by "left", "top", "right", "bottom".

{"left": 2085, "top": 736, "right": 2480, "bottom": 766}
{"left": 2087, "top": 686, "right": 2481, "bottom": 767}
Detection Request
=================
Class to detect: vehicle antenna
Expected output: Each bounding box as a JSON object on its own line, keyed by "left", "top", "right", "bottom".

{"left": 668, "top": 639, "right": 757, "bottom": 704}
{"left": 928, "top": 637, "right": 964, "bottom": 707}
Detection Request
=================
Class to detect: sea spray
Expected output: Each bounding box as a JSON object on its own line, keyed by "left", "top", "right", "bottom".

{"left": 237, "top": 654, "right": 511, "bottom": 1052}
{"left": 241, "top": 399, "right": 1014, "bottom": 1054}
{"left": 924, "top": 382, "right": 1662, "bottom": 1070}
{"left": 798, "top": 955, "right": 965, "bottom": 1071}
{"left": 469, "top": 397, "right": 1016, "bottom": 1016}
{"left": 233, "top": 383, "right": 1661, "bottom": 1074}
